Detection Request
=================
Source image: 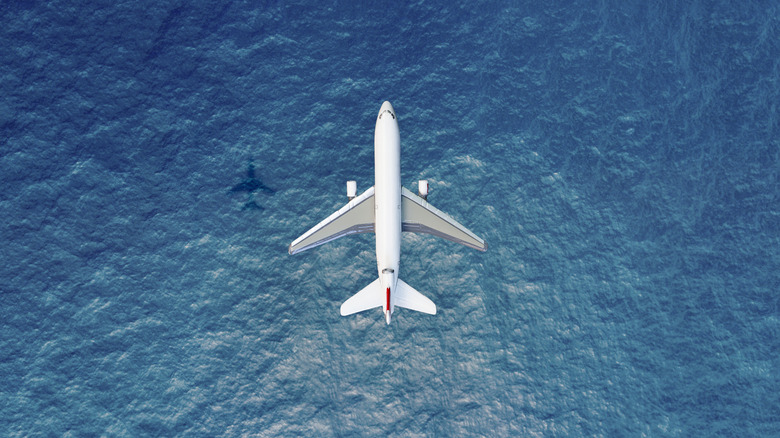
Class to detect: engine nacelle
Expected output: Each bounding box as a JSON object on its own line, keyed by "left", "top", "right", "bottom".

{"left": 418, "top": 180, "right": 429, "bottom": 200}
{"left": 347, "top": 180, "right": 357, "bottom": 200}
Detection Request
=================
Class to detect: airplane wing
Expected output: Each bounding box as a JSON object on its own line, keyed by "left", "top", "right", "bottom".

{"left": 401, "top": 187, "right": 487, "bottom": 252}
{"left": 289, "top": 186, "right": 375, "bottom": 255}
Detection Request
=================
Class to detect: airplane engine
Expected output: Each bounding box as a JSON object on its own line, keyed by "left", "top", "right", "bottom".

{"left": 418, "top": 180, "right": 429, "bottom": 200}
{"left": 347, "top": 180, "right": 357, "bottom": 200}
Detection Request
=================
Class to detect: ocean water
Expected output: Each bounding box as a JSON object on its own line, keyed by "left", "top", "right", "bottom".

{"left": 1, "top": 1, "right": 778, "bottom": 436}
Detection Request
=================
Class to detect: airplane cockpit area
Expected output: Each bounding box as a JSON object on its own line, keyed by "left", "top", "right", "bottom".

{"left": 378, "top": 109, "right": 395, "bottom": 120}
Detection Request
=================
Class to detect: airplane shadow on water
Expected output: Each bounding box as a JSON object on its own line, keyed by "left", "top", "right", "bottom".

{"left": 229, "top": 158, "right": 275, "bottom": 210}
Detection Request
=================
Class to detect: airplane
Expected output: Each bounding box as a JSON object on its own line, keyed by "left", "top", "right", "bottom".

{"left": 289, "top": 101, "right": 487, "bottom": 324}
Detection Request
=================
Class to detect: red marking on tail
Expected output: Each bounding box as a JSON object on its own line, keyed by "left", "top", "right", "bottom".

{"left": 386, "top": 287, "right": 391, "bottom": 312}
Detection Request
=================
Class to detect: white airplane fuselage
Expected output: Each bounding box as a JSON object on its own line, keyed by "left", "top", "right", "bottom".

{"left": 374, "top": 101, "right": 401, "bottom": 324}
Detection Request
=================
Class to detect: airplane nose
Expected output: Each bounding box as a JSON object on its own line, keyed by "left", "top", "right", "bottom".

{"left": 385, "top": 310, "right": 391, "bottom": 325}
{"left": 378, "top": 101, "right": 396, "bottom": 120}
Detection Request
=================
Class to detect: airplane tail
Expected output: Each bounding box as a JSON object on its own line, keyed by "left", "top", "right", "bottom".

{"left": 395, "top": 279, "right": 436, "bottom": 315}
{"left": 340, "top": 279, "right": 383, "bottom": 316}
{"left": 339, "top": 278, "right": 437, "bottom": 317}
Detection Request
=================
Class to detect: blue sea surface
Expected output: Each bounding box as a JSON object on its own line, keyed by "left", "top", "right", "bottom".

{"left": 1, "top": 1, "right": 778, "bottom": 436}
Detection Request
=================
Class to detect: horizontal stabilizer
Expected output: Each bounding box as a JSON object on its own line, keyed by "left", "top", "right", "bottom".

{"left": 401, "top": 187, "right": 487, "bottom": 251}
{"left": 340, "top": 278, "right": 384, "bottom": 316}
{"left": 289, "top": 186, "right": 375, "bottom": 255}
{"left": 395, "top": 279, "right": 436, "bottom": 315}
